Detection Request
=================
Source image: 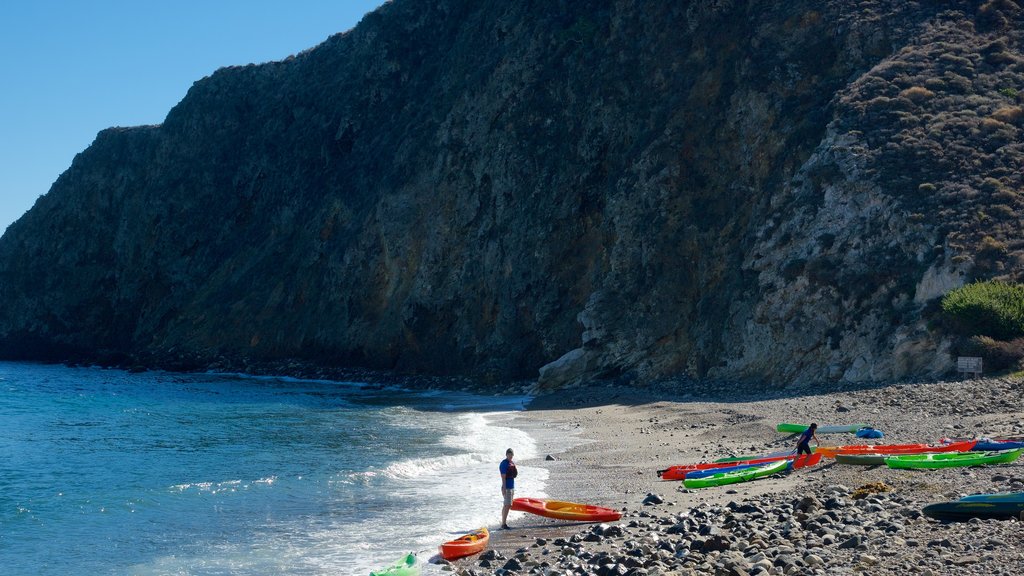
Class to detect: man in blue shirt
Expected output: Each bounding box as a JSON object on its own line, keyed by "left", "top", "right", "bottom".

{"left": 796, "top": 423, "right": 818, "bottom": 455}
{"left": 499, "top": 448, "right": 517, "bottom": 529}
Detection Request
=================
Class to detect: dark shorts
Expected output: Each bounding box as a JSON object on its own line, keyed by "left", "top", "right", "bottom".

{"left": 797, "top": 442, "right": 812, "bottom": 455}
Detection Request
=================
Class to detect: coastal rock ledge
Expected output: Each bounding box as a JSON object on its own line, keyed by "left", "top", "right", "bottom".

{"left": 2, "top": 0, "right": 1023, "bottom": 387}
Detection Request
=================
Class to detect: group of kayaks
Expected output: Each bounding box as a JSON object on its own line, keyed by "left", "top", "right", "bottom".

{"left": 770, "top": 424, "right": 1024, "bottom": 470}
{"left": 827, "top": 439, "right": 1023, "bottom": 469}
{"left": 372, "top": 426, "right": 1022, "bottom": 573}
{"left": 370, "top": 497, "right": 621, "bottom": 573}
{"left": 657, "top": 424, "right": 1024, "bottom": 517}
{"left": 657, "top": 453, "right": 822, "bottom": 487}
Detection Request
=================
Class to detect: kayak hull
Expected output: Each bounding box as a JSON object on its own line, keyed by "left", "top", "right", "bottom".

{"left": 960, "top": 492, "right": 1024, "bottom": 503}
{"left": 683, "top": 458, "right": 790, "bottom": 489}
{"left": 886, "top": 449, "right": 1022, "bottom": 469}
{"left": 923, "top": 500, "right": 1024, "bottom": 521}
{"left": 973, "top": 441, "right": 1024, "bottom": 451}
{"left": 369, "top": 553, "right": 418, "bottom": 576}
{"left": 511, "top": 498, "right": 621, "bottom": 522}
{"left": 439, "top": 527, "right": 489, "bottom": 561}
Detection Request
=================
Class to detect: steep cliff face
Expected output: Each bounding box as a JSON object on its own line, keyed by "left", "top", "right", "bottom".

{"left": 1, "top": 0, "right": 1022, "bottom": 386}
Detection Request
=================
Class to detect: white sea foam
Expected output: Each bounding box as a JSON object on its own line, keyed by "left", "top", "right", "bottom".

{"left": 332, "top": 410, "right": 547, "bottom": 574}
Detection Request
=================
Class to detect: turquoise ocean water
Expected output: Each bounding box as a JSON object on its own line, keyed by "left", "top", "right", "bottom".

{"left": 0, "top": 362, "right": 544, "bottom": 575}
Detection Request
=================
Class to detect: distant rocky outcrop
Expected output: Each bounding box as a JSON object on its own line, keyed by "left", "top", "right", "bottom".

{"left": 1, "top": 0, "right": 1023, "bottom": 388}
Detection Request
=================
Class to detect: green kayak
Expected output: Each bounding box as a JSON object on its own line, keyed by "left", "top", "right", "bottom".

{"left": 684, "top": 458, "right": 789, "bottom": 489}
{"left": 776, "top": 423, "right": 868, "bottom": 434}
{"left": 886, "top": 449, "right": 1022, "bottom": 470}
{"left": 370, "top": 554, "right": 419, "bottom": 576}
{"left": 835, "top": 453, "right": 886, "bottom": 466}
{"left": 924, "top": 492, "right": 1024, "bottom": 520}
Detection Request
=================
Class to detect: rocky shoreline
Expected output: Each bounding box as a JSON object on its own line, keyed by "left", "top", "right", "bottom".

{"left": 439, "top": 376, "right": 1024, "bottom": 575}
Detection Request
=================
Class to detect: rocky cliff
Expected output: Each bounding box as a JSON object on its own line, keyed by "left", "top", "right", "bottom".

{"left": 1, "top": 0, "right": 1023, "bottom": 387}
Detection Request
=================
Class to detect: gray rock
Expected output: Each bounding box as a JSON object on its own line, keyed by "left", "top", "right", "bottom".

{"left": 480, "top": 550, "right": 504, "bottom": 561}
{"left": 795, "top": 496, "right": 822, "bottom": 513}
{"left": 803, "top": 554, "right": 823, "bottom": 567}
{"left": 704, "top": 535, "right": 731, "bottom": 552}
{"left": 857, "top": 554, "right": 879, "bottom": 566}
{"left": 952, "top": 555, "right": 980, "bottom": 566}
{"left": 643, "top": 493, "right": 664, "bottom": 506}
{"left": 666, "top": 522, "right": 688, "bottom": 535}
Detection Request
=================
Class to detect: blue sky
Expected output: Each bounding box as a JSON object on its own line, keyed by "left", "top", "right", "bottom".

{"left": 0, "top": 0, "right": 386, "bottom": 234}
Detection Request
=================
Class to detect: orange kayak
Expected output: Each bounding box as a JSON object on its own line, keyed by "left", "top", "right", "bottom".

{"left": 511, "top": 498, "right": 621, "bottom": 522}
{"left": 439, "top": 527, "right": 488, "bottom": 561}
{"left": 818, "top": 440, "right": 977, "bottom": 457}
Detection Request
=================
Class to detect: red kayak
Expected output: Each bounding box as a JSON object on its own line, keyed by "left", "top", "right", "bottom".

{"left": 439, "top": 527, "right": 488, "bottom": 560}
{"left": 511, "top": 498, "right": 621, "bottom": 522}
{"left": 657, "top": 452, "right": 821, "bottom": 481}
{"left": 821, "top": 440, "right": 977, "bottom": 457}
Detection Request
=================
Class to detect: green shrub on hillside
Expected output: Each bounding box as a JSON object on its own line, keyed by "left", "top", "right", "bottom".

{"left": 955, "top": 335, "right": 1024, "bottom": 372}
{"left": 941, "top": 280, "right": 1024, "bottom": 340}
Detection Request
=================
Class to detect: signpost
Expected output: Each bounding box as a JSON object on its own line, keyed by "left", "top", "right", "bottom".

{"left": 957, "top": 356, "right": 983, "bottom": 379}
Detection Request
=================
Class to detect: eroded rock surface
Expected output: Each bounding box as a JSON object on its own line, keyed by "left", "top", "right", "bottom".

{"left": 1, "top": 1, "right": 1022, "bottom": 387}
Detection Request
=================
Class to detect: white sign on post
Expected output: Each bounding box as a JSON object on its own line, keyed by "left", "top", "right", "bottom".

{"left": 957, "top": 356, "right": 983, "bottom": 378}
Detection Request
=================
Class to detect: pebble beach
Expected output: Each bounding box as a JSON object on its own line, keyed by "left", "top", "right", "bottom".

{"left": 443, "top": 376, "right": 1024, "bottom": 575}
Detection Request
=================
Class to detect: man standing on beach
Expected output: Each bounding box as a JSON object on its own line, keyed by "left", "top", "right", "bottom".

{"left": 796, "top": 423, "right": 818, "bottom": 455}
{"left": 499, "top": 448, "right": 517, "bottom": 529}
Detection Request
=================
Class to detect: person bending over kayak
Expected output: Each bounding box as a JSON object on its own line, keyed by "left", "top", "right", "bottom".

{"left": 499, "top": 448, "right": 518, "bottom": 529}
{"left": 796, "top": 423, "right": 818, "bottom": 455}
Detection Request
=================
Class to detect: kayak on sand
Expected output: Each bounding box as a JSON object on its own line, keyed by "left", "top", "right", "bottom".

{"left": 886, "top": 449, "right": 1022, "bottom": 469}
{"left": 972, "top": 440, "right": 1024, "bottom": 451}
{"left": 511, "top": 498, "right": 622, "bottom": 522}
{"left": 439, "top": 527, "right": 489, "bottom": 561}
{"left": 683, "top": 458, "right": 790, "bottom": 490}
{"left": 923, "top": 492, "right": 1024, "bottom": 521}
{"left": 835, "top": 453, "right": 886, "bottom": 466}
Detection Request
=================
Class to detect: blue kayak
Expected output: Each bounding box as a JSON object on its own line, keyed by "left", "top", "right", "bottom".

{"left": 960, "top": 492, "right": 1024, "bottom": 502}
{"left": 924, "top": 492, "right": 1024, "bottom": 521}
{"left": 972, "top": 441, "right": 1024, "bottom": 451}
